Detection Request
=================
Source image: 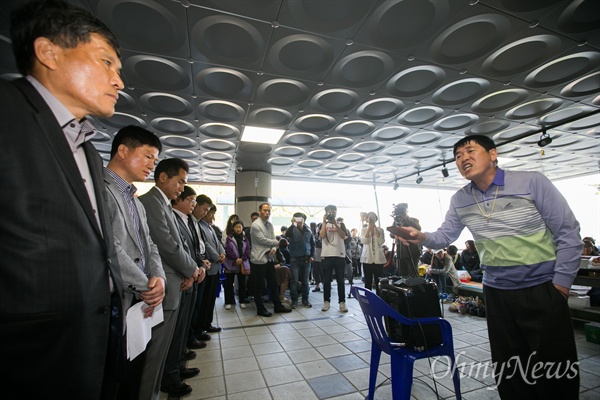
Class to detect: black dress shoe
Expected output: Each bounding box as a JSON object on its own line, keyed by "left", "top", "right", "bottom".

{"left": 182, "top": 350, "right": 196, "bottom": 361}
{"left": 161, "top": 381, "right": 192, "bottom": 397}
{"left": 187, "top": 339, "right": 207, "bottom": 349}
{"left": 205, "top": 325, "right": 222, "bottom": 333}
{"left": 196, "top": 332, "right": 211, "bottom": 341}
{"left": 180, "top": 367, "right": 200, "bottom": 380}
{"left": 257, "top": 309, "right": 272, "bottom": 317}
{"left": 274, "top": 306, "right": 292, "bottom": 313}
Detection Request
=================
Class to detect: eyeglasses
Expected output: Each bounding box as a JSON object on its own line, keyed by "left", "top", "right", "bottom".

{"left": 185, "top": 197, "right": 197, "bottom": 205}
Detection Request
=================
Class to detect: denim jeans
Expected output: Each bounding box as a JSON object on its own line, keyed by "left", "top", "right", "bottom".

{"left": 289, "top": 256, "right": 311, "bottom": 303}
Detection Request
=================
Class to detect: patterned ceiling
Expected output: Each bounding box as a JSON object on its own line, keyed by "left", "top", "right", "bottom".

{"left": 1, "top": 0, "right": 599, "bottom": 188}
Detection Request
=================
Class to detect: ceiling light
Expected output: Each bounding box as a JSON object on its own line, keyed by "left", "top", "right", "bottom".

{"left": 241, "top": 126, "right": 285, "bottom": 145}
{"left": 441, "top": 162, "right": 449, "bottom": 178}
{"left": 538, "top": 130, "right": 552, "bottom": 147}
{"left": 416, "top": 172, "right": 423, "bottom": 185}
{"left": 393, "top": 180, "right": 399, "bottom": 191}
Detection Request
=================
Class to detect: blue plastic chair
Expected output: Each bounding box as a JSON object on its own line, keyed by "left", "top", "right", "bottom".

{"left": 351, "top": 286, "right": 461, "bottom": 400}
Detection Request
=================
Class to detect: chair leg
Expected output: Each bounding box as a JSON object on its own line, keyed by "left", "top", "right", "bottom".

{"left": 390, "top": 353, "right": 414, "bottom": 400}
{"left": 448, "top": 354, "right": 462, "bottom": 400}
{"left": 367, "top": 345, "right": 382, "bottom": 400}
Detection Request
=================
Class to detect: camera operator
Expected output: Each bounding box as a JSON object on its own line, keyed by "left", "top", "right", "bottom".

{"left": 319, "top": 205, "right": 348, "bottom": 313}
{"left": 360, "top": 212, "right": 386, "bottom": 291}
{"left": 392, "top": 203, "right": 421, "bottom": 276}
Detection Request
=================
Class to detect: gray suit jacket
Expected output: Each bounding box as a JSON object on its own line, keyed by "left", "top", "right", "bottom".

{"left": 250, "top": 218, "right": 279, "bottom": 264}
{"left": 104, "top": 172, "right": 165, "bottom": 311}
{"left": 139, "top": 186, "right": 197, "bottom": 310}
{"left": 198, "top": 220, "right": 225, "bottom": 276}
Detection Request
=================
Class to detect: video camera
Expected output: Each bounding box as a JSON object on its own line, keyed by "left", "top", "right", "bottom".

{"left": 391, "top": 203, "right": 408, "bottom": 227}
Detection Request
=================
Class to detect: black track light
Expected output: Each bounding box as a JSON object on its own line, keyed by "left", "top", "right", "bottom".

{"left": 538, "top": 130, "right": 552, "bottom": 147}
{"left": 393, "top": 180, "right": 399, "bottom": 191}
{"left": 441, "top": 162, "right": 449, "bottom": 178}
{"left": 416, "top": 172, "right": 423, "bottom": 184}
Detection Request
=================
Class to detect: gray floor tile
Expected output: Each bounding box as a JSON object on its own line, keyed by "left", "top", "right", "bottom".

{"left": 269, "top": 381, "right": 319, "bottom": 400}
{"left": 308, "top": 373, "right": 356, "bottom": 399}
{"left": 328, "top": 354, "right": 369, "bottom": 372}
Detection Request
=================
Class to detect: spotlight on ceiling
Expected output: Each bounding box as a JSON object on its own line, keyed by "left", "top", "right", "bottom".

{"left": 393, "top": 180, "right": 399, "bottom": 191}
{"left": 441, "top": 162, "right": 449, "bottom": 178}
{"left": 538, "top": 130, "right": 552, "bottom": 147}
{"left": 416, "top": 172, "right": 423, "bottom": 185}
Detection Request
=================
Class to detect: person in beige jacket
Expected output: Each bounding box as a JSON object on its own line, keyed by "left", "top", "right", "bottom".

{"left": 360, "top": 212, "right": 387, "bottom": 291}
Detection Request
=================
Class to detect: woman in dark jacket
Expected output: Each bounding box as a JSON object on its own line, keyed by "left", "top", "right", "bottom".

{"left": 459, "top": 240, "right": 482, "bottom": 282}
{"left": 223, "top": 220, "right": 251, "bottom": 309}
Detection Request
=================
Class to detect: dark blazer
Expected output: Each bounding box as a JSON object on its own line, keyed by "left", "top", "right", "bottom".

{"left": 0, "top": 78, "right": 123, "bottom": 399}
{"left": 138, "top": 186, "right": 197, "bottom": 310}
{"left": 199, "top": 219, "right": 225, "bottom": 276}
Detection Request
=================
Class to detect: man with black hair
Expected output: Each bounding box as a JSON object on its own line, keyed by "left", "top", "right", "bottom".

{"left": 104, "top": 125, "right": 166, "bottom": 399}
{"left": 402, "top": 134, "right": 582, "bottom": 399}
{"left": 1, "top": 1, "right": 124, "bottom": 398}
{"left": 392, "top": 203, "right": 421, "bottom": 276}
{"left": 161, "top": 186, "right": 208, "bottom": 395}
{"left": 197, "top": 201, "right": 226, "bottom": 334}
{"left": 319, "top": 205, "right": 349, "bottom": 313}
{"left": 250, "top": 203, "right": 293, "bottom": 316}
{"left": 138, "top": 158, "right": 201, "bottom": 399}
{"left": 286, "top": 212, "right": 315, "bottom": 308}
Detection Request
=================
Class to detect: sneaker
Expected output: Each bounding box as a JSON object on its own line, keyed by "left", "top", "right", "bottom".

{"left": 339, "top": 302, "right": 348, "bottom": 313}
{"left": 240, "top": 303, "right": 246, "bottom": 309}
{"left": 225, "top": 304, "right": 232, "bottom": 310}
{"left": 322, "top": 301, "right": 330, "bottom": 311}
{"left": 302, "top": 301, "right": 312, "bottom": 308}
{"left": 312, "top": 286, "right": 321, "bottom": 292}
{"left": 290, "top": 302, "right": 297, "bottom": 309}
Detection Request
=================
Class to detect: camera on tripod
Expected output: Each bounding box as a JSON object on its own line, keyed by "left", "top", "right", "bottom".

{"left": 391, "top": 203, "right": 408, "bottom": 227}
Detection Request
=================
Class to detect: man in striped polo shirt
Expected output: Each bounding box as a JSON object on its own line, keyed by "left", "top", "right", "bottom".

{"left": 402, "top": 135, "right": 582, "bottom": 399}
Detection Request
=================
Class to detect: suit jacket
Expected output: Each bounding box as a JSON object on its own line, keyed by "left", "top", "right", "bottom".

{"left": 0, "top": 78, "right": 123, "bottom": 399}
{"left": 139, "top": 186, "right": 197, "bottom": 310}
{"left": 104, "top": 172, "right": 165, "bottom": 311}
{"left": 250, "top": 218, "right": 279, "bottom": 264}
{"left": 198, "top": 219, "right": 225, "bottom": 276}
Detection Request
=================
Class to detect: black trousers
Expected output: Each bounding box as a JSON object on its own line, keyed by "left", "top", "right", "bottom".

{"left": 363, "top": 263, "right": 383, "bottom": 291}
{"left": 251, "top": 261, "right": 282, "bottom": 312}
{"left": 321, "top": 257, "right": 346, "bottom": 303}
{"left": 197, "top": 273, "right": 220, "bottom": 330}
{"left": 188, "top": 280, "right": 205, "bottom": 343}
{"left": 224, "top": 272, "right": 247, "bottom": 304}
{"left": 117, "top": 297, "right": 145, "bottom": 400}
{"left": 161, "top": 286, "right": 195, "bottom": 387}
{"left": 484, "top": 281, "right": 579, "bottom": 399}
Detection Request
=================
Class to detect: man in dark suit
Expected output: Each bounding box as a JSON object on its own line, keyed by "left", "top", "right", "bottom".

{"left": 138, "top": 158, "right": 201, "bottom": 400}
{"left": 160, "top": 185, "right": 208, "bottom": 396}
{"left": 197, "top": 199, "right": 226, "bottom": 334}
{"left": 104, "top": 126, "right": 166, "bottom": 399}
{"left": 0, "top": 1, "right": 124, "bottom": 399}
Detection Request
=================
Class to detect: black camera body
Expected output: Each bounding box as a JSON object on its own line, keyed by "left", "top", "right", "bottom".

{"left": 391, "top": 203, "right": 408, "bottom": 227}
{"left": 326, "top": 212, "right": 335, "bottom": 221}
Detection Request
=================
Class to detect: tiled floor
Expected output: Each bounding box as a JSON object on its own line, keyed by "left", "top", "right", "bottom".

{"left": 161, "top": 282, "right": 600, "bottom": 400}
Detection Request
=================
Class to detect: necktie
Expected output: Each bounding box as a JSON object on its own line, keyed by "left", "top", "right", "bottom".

{"left": 188, "top": 215, "right": 201, "bottom": 261}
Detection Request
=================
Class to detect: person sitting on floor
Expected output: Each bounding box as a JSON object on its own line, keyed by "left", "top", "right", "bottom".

{"left": 459, "top": 240, "right": 483, "bottom": 282}
{"left": 428, "top": 249, "right": 461, "bottom": 295}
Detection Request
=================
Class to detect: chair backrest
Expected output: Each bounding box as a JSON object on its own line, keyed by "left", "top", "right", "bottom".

{"left": 352, "top": 286, "right": 407, "bottom": 354}
{"left": 352, "top": 286, "right": 451, "bottom": 354}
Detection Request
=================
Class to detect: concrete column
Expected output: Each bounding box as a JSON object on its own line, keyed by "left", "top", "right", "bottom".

{"left": 235, "top": 170, "right": 271, "bottom": 226}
